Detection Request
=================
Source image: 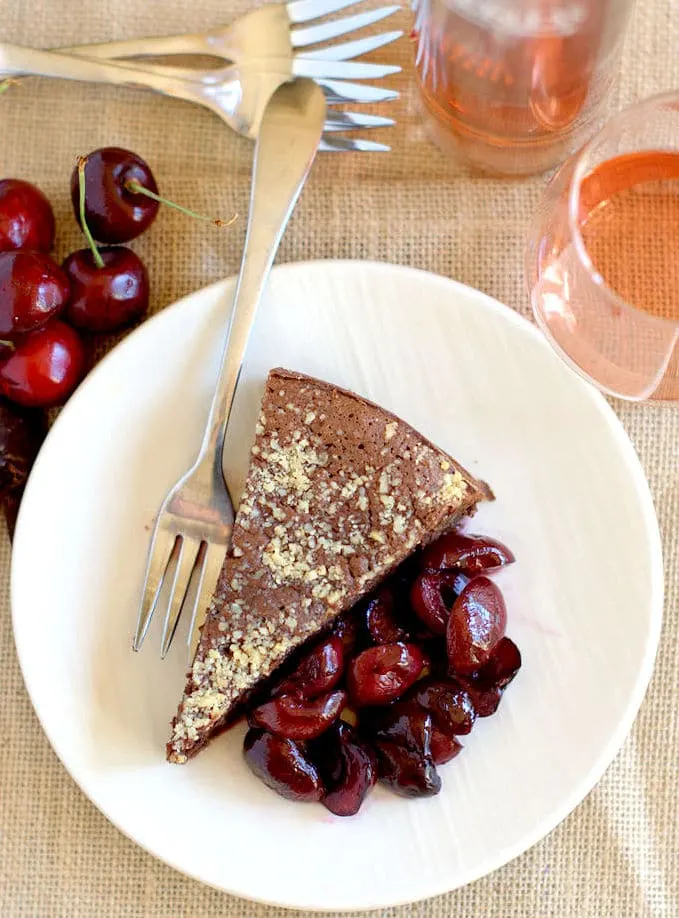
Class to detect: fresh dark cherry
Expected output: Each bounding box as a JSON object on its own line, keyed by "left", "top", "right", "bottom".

{"left": 410, "top": 570, "right": 468, "bottom": 635}
{"left": 243, "top": 728, "right": 323, "bottom": 802}
{"left": 332, "top": 612, "right": 362, "bottom": 657}
{"left": 476, "top": 636, "right": 522, "bottom": 689}
{"left": 0, "top": 320, "right": 85, "bottom": 407}
{"left": 365, "top": 587, "right": 407, "bottom": 644}
{"left": 413, "top": 679, "right": 476, "bottom": 736}
{"left": 347, "top": 642, "right": 426, "bottom": 707}
{"left": 62, "top": 247, "right": 149, "bottom": 332}
{"left": 0, "top": 397, "right": 44, "bottom": 495}
{"left": 250, "top": 689, "right": 347, "bottom": 741}
{"left": 391, "top": 548, "right": 424, "bottom": 588}
{"left": 419, "top": 635, "right": 451, "bottom": 678}
{"left": 71, "top": 147, "right": 160, "bottom": 244}
{"left": 459, "top": 637, "right": 522, "bottom": 717}
{"left": 0, "top": 179, "right": 55, "bottom": 253}
{"left": 463, "top": 684, "right": 503, "bottom": 717}
{"left": 375, "top": 741, "right": 441, "bottom": 798}
{"left": 370, "top": 704, "right": 434, "bottom": 754}
{"left": 371, "top": 702, "right": 441, "bottom": 798}
{"left": 0, "top": 251, "right": 70, "bottom": 336}
{"left": 312, "top": 722, "right": 377, "bottom": 817}
{"left": 275, "top": 635, "right": 344, "bottom": 700}
{"left": 243, "top": 529, "right": 519, "bottom": 811}
{"left": 446, "top": 576, "right": 506, "bottom": 675}
{"left": 0, "top": 397, "right": 46, "bottom": 536}
{"left": 430, "top": 727, "right": 462, "bottom": 765}
{"left": 422, "top": 530, "right": 515, "bottom": 574}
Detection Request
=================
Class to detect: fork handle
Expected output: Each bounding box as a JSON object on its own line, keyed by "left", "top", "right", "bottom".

{"left": 54, "top": 5, "right": 290, "bottom": 67}
{"left": 200, "top": 79, "right": 326, "bottom": 465}
{"left": 0, "top": 42, "right": 209, "bottom": 100}
{"left": 59, "top": 33, "right": 225, "bottom": 62}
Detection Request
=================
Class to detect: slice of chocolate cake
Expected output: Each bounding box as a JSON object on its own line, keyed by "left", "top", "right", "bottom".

{"left": 167, "top": 369, "right": 492, "bottom": 762}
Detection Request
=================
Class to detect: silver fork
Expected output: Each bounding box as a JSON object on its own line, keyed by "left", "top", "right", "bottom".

{"left": 56, "top": 0, "right": 403, "bottom": 73}
{"left": 0, "top": 1, "right": 402, "bottom": 148}
{"left": 0, "top": 45, "right": 398, "bottom": 150}
{"left": 135, "top": 77, "right": 326, "bottom": 658}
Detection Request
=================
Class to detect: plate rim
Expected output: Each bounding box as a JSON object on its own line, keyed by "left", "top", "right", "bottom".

{"left": 10, "top": 259, "right": 665, "bottom": 911}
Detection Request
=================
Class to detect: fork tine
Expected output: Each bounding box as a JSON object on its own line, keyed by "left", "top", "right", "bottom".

{"left": 159, "top": 536, "right": 201, "bottom": 659}
{"left": 293, "top": 58, "right": 400, "bottom": 80}
{"left": 303, "top": 30, "right": 404, "bottom": 61}
{"left": 320, "top": 136, "right": 391, "bottom": 152}
{"left": 133, "top": 528, "right": 178, "bottom": 652}
{"left": 321, "top": 78, "right": 399, "bottom": 103}
{"left": 185, "top": 541, "right": 227, "bottom": 663}
{"left": 291, "top": 6, "right": 401, "bottom": 48}
{"left": 323, "top": 111, "right": 395, "bottom": 130}
{"left": 286, "top": 0, "right": 365, "bottom": 25}
{"left": 179, "top": 541, "right": 208, "bottom": 658}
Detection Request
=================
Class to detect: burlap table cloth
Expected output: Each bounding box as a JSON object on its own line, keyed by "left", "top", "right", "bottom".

{"left": 1, "top": 2, "right": 677, "bottom": 915}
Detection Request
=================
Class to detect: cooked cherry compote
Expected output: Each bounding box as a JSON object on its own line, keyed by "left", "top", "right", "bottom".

{"left": 243, "top": 529, "right": 521, "bottom": 815}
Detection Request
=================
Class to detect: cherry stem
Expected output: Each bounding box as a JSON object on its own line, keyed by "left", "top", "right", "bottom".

{"left": 77, "top": 156, "right": 105, "bottom": 270}
{"left": 0, "top": 79, "right": 18, "bottom": 96}
{"left": 0, "top": 339, "right": 15, "bottom": 352}
{"left": 124, "top": 180, "right": 237, "bottom": 228}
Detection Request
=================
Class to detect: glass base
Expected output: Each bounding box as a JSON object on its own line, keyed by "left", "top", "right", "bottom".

{"left": 418, "top": 97, "right": 594, "bottom": 177}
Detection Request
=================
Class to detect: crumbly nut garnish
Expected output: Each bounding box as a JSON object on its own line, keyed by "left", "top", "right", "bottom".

{"left": 439, "top": 471, "right": 467, "bottom": 504}
{"left": 393, "top": 515, "right": 408, "bottom": 534}
{"left": 384, "top": 421, "right": 398, "bottom": 441}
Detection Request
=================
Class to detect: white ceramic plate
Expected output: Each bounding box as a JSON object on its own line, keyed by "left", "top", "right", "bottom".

{"left": 12, "top": 261, "right": 663, "bottom": 912}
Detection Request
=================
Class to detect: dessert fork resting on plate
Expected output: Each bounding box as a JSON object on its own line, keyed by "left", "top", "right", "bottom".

{"left": 133, "top": 78, "right": 327, "bottom": 658}
{"left": 0, "top": 0, "right": 402, "bottom": 150}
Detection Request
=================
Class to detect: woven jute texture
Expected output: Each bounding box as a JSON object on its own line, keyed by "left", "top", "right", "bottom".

{"left": 1, "top": 2, "right": 678, "bottom": 916}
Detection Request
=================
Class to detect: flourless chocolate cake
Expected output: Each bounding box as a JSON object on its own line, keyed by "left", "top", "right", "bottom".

{"left": 167, "top": 368, "right": 492, "bottom": 762}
